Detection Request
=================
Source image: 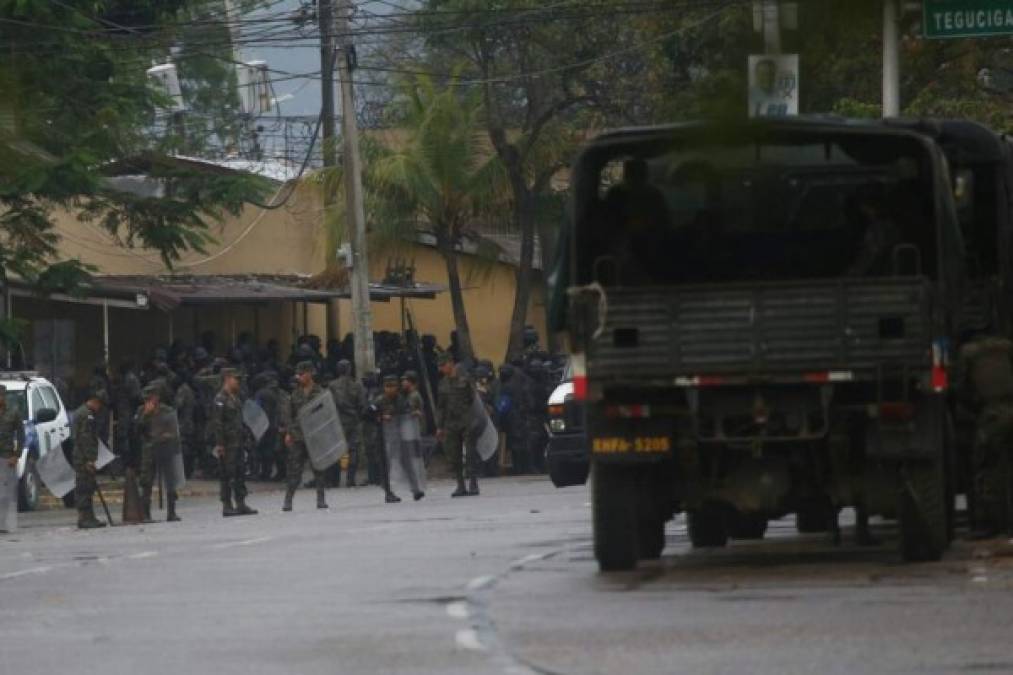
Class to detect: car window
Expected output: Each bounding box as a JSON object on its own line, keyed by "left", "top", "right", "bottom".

{"left": 30, "top": 387, "right": 46, "bottom": 417}
{"left": 40, "top": 386, "right": 61, "bottom": 413}
{"left": 4, "top": 390, "right": 27, "bottom": 421}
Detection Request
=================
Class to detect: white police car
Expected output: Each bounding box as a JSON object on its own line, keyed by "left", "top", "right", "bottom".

{"left": 1, "top": 372, "right": 73, "bottom": 511}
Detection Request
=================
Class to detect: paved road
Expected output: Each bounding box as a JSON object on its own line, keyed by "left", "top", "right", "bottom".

{"left": 2, "top": 477, "right": 1013, "bottom": 675}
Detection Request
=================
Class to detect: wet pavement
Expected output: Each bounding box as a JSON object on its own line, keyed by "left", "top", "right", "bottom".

{"left": 2, "top": 476, "right": 1011, "bottom": 674}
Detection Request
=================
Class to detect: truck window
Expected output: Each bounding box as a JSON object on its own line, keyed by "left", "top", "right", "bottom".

{"left": 29, "top": 387, "right": 46, "bottom": 417}
{"left": 40, "top": 386, "right": 61, "bottom": 414}
{"left": 577, "top": 134, "right": 940, "bottom": 287}
{"left": 4, "top": 391, "right": 26, "bottom": 421}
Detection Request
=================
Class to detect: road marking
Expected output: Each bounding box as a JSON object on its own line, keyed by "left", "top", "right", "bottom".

{"left": 972, "top": 576, "right": 989, "bottom": 583}
{"left": 509, "top": 554, "right": 545, "bottom": 569}
{"left": 446, "top": 601, "right": 470, "bottom": 620}
{"left": 128, "top": 551, "right": 158, "bottom": 560}
{"left": 0, "top": 565, "right": 52, "bottom": 581}
{"left": 455, "top": 628, "right": 485, "bottom": 651}
{"left": 212, "top": 536, "right": 273, "bottom": 550}
{"left": 467, "top": 575, "right": 495, "bottom": 591}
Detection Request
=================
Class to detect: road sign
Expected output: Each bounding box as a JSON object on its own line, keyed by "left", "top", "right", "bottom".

{"left": 924, "top": 1, "right": 1013, "bottom": 39}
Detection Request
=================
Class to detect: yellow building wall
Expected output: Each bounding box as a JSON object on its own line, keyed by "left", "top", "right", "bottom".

{"left": 40, "top": 181, "right": 545, "bottom": 377}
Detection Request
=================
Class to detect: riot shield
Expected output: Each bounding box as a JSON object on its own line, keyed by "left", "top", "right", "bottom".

{"left": 95, "top": 439, "right": 116, "bottom": 471}
{"left": 297, "top": 391, "right": 347, "bottom": 471}
{"left": 470, "top": 394, "right": 499, "bottom": 462}
{"left": 151, "top": 407, "right": 185, "bottom": 492}
{"left": 0, "top": 466, "right": 16, "bottom": 532}
{"left": 242, "top": 399, "right": 269, "bottom": 443}
{"left": 37, "top": 445, "right": 75, "bottom": 498}
{"left": 385, "top": 416, "right": 424, "bottom": 495}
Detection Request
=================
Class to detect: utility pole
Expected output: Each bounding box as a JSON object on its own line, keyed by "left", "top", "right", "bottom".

{"left": 883, "top": 0, "right": 901, "bottom": 117}
{"left": 336, "top": 1, "right": 376, "bottom": 375}
{"left": 760, "top": 0, "right": 782, "bottom": 53}
{"left": 318, "top": 0, "right": 338, "bottom": 169}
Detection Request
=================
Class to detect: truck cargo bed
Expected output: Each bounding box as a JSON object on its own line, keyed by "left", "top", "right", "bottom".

{"left": 588, "top": 278, "right": 934, "bottom": 383}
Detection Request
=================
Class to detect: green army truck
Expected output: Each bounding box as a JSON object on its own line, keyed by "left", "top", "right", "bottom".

{"left": 551, "top": 118, "right": 1013, "bottom": 571}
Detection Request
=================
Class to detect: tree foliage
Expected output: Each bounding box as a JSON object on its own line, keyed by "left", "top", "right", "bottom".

{"left": 0, "top": 0, "right": 269, "bottom": 347}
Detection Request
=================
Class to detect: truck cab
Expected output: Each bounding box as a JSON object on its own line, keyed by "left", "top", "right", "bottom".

{"left": 1, "top": 372, "right": 73, "bottom": 511}
{"left": 553, "top": 119, "right": 972, "bottom": 571}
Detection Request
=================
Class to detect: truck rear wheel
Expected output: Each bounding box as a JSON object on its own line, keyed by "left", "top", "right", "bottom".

{"left": 688, "top": 503, "right": 728, "bottom": 548}
{"left": 593, "top": 464, "right": 639, "bottom": 571}
{"left": 899, "top": 459, "right": 948, "bottom": 562}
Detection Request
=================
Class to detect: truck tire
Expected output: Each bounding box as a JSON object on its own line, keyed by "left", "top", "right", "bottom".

{"left": 18, "top": 458, "right": 40, "bottom": 512}
{"left": 728, "top": 512, "right": 767, "bottom": 540}
{"left": 637, "top": 515, "right": 665, "bottom": 560}
{"left": 796, "top": 505, "right": 833, "bottom": 533}
{"left": 899, "top": 459, "right": 948, "bottom": 562}
{"left": 688, "top": 503, "right": 728, "bottom": 548}
{"left": 593, "top": 464, "right": 639, "bottom": 571}
{"left": 548, "top": 457, "right": 590, "bottom": 488}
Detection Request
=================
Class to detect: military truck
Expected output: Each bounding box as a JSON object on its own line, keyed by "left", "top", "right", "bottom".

{"left": 551, "top": 118, "right": 1005, "bottom": 571}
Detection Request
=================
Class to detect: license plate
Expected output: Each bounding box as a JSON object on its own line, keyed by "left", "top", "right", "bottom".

{"left": 591, "top": 436, "right": 671, "bottom": 455}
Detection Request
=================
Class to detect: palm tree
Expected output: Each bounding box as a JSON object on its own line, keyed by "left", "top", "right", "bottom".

{"left": 370, "top": 76, "right": 506, "bottom": 363}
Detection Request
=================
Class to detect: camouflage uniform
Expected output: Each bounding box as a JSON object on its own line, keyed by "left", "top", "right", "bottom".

{"left": 174, "top": 381, "right": 197, "bottom": 478}
{"left": 71, "top": 402, "right": 103, "bottom": 527}
{"left": 210, "top": 380, "right": 250, "bottom": 514}
{"left": 957, "top": 337, "right": 1013, "bottom": 533}
{"left": 0, "top": 393, "right": 22, "bottom": 465}
{"left": 328, "top": 371, "right": 367, "bottom": 485}
{"left": 285, "top": 375, "right": 328, "bottom": 510}
{"left": 134, "top": 398, "right": 180, "bottom": 521}
{"left": 437, "top": 361, "right": 476, "bottom": 494}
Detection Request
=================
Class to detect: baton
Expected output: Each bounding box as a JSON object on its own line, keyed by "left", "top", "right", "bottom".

{"left": 94, "top": 482, "right": 115, "bottom": 526}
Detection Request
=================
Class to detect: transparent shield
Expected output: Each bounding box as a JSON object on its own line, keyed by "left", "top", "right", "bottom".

{"left": 242, "top": 399, "right": 269, "bottom": 442}
{"left": 95, "top": 439, "right": 116, "bottom": 471}
{"left": 297, "top": 391, "right": 347, "bottom": 471}
{"left": 37, "top": 445, "right": 75, "bottom": 498}
{"left": 385, "top": 416, "right": 424, "bottom": 495}
{"left": 0, "top": 466, "right": 16, "bottom": 532}
{"left": 471, "top": 394, "right": 499, "bottom": 462}
{"left": 151, "top": 408, "right": 185, "bottom": 491}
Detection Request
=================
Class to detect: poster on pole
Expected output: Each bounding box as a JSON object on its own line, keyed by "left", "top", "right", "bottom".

{"left": 748, "top": 54, "right": 799, "bottom": 118}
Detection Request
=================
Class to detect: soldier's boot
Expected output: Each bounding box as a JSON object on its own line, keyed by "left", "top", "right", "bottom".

{"left": 166, "top": 492, "right": 181, "bottom": 522}
{"left": 282, "top": 485, "right": 296, "bottom": 512}
{"left": 451, "top": 470, "right": 468, "bottom": 498}
{"left": 235, "top": 495, "right": 258, "bottom": 516}
{"left": 222, "top": 486, "right": 239, "bottom": 518}
{"left": 78, "top": 508, "right": 106, "bottom": 529}
{"left": 467, "top": 475, "right": 480, "bottom": 497}
{"left": 316, "top": 488, "right": 328, "bottom": 509}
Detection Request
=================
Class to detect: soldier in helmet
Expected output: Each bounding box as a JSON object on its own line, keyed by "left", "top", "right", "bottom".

{"left": 72, "top": 390, "right": 108, "bottom": 529}
{"left": 211, "top": 368, "right": 258, "bottom": 517}
{"left": 436, "top": 353, "right": 478, "bottom": 497}
{"left": 957, "top": 336, "right": 1013, "bottom": 537}
{"left": 328, "top": 360, "right": 367, "bottom": 487}
{"left": 283, "top": 361, "right": 329, "bottom": 511}
{"left": 134, "top": 385, "right": 181, "bottom": 522}
{"left": 0, "top": 385, "right": 23, "bottom": 473}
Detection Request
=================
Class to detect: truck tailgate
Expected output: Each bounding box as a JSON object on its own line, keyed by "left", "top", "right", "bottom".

{"left": 588, "top": 278, "right": 934, "bottom": 382}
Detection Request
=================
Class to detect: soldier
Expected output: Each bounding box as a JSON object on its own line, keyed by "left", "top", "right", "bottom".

{"left": 400, "top": 371, "right": 426, "bottom": 501}
{"left": 72, "top": 390, "right": 108, "bottom": 529}
{"left": 134, "top": 386, "right": 181, "bottom": 522}
{"left": 436, "top": 353, "right": 478, "bottom": 497}
{"left": 361, "top": 373, "right": 382, "bottom": 486}
{"left": 0, "top": 385, "right": 23, "bottom": 472}
{"left": 253, "top": 373, "right": 280, "bottom": 481}
{"left": 283, "top": 362, "right": 329, "bottom": 512}
{"left": 328, "top": 360, "right": 367, "bottom": 487}
{"left": 175, "top": 372, "right": 197, "bottom": 479}
{"left": 211, "top": 368, "right": 258, "bottom": 517}
{"left": 957, "top": 337, "right": 1013, "bottom": 537}
{"left": 112, "top": 361, "right": 142, "bottom": 466}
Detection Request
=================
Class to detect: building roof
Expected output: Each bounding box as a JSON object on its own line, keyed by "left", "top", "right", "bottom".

{"left": 92, "top": 274, "right": 443, "bottom": 311}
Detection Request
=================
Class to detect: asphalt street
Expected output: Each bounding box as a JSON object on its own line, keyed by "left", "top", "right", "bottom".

{"left": 2, "top": 476, "right": 1013, "bottom": 675}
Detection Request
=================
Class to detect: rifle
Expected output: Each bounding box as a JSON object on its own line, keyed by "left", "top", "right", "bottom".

{"left": 405, "top": 309, "right": 437, "bottom": 430}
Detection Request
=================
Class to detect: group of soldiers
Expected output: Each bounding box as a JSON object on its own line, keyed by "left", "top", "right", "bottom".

{"left": 55, "top": 325, "right": 563, "bottom": 529}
